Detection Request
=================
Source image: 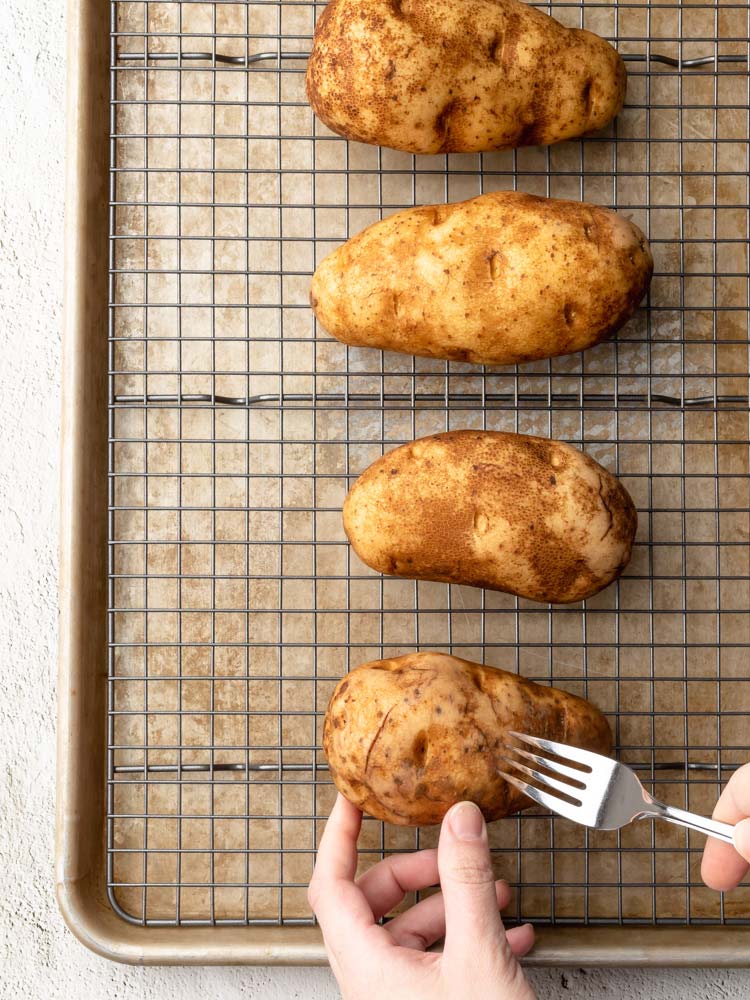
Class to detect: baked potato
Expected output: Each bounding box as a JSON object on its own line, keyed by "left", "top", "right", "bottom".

{"left": 311, "top": 191, "right": 653, "bottom": 367}
{"left": 343, "top": 430, "right": 637, "bottom": 604}
{"left": 324, "top": 651, "right": 613, "bottom": 825}
{"left": 306, "top": 0, "right": 627, "bottom": 154}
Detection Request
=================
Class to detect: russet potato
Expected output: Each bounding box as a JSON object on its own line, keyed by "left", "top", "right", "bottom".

{"left": 324, "top": 651, "right": 613, "bottom": 826}
{"left": 311, "top": 191, "right": 653, "bottom": 367}
{"left": 343, "top": 430, "right": 637, "bottom": 604}
{"left": 306, "top": 0, "right": 627, "bottom": 154}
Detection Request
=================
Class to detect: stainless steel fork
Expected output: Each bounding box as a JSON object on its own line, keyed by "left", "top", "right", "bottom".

{"left": 498, "top": 732, "right": 736, "bottom": 844}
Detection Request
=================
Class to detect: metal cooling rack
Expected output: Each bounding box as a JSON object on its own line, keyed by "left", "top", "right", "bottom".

{"left": 107, "top": 0, "right": 750, "bottom": 929}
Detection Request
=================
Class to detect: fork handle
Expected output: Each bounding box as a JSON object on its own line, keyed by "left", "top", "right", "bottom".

{"left": 647, "top": 799, "right": 735, "bottom": 845}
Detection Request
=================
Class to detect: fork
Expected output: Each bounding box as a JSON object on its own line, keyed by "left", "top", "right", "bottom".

{"left": 498, "top": 732, "right": 736, "bottom": 844}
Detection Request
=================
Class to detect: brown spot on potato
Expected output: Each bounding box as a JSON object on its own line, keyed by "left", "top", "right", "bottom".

{"left": 412, "top": 730, "right": 429, "bottom": 767}
{"left": 563, "top": 302, "right": 576, "bottom": 326}
{"left": 487, "top": 250, "right": 503, "bottom": 281}
{"left": 515, "top": 120, "right": 541, "bottom": 148}
{"left": 473, "top": 511, "right": 490, "bottom": 535}
{"left": 488, "top": 32, "right": 504, "bottom": 63}
{"left": 597, "top": 473, "right": 615, "bottom": 540}
{"left": 581, "top": 77, "right": 594, "bottom": 115}
{"left": 364, "top": 705, "right": 396, "bottom": 774}
{"left": 435, "top": 100, "right": 459, "bottom": 153}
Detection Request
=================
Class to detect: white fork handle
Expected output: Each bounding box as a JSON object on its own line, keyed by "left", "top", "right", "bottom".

{"left": 645, "top": 799, "right": 735, "bottom": 845}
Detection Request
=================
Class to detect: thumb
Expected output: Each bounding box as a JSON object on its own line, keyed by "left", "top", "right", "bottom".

{"left": 438, "top": 801, "right": 512, "bottom": 966}
{"left": 734, "top": 818, "right": 750, "bottom": 862}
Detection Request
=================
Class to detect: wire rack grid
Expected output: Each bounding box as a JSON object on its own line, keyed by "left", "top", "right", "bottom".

{"left": 107, "top": 0, "right": 750, "bottom": 930}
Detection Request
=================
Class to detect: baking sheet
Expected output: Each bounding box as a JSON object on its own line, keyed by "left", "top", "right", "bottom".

{"left": 103, "top": 0, "right": 749, "bottom": 940}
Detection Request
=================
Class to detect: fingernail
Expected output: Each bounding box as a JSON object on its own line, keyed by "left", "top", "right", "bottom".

{"left": 734, "top": 817, "right": 750, "bottom": 857}
{"left": 449, "top": 801, "right": 485, "bottom": 841}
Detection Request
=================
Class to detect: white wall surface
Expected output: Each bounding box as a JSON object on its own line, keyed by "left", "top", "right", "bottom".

{"left": 1, "top": 1, "right": 749, "bottom": 996}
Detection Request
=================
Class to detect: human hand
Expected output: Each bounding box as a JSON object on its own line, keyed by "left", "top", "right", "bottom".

{"left": 308, "top": 794, "right": 536, "bottom": 1000}
{"left": 701, "top": 763, "right": 750, "bottom": 891}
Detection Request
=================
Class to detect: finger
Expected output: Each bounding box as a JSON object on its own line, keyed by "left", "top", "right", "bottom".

{"left": 357, "top": 849, "right": 439, "bottom": 919}
{"left": 312, "top": 794, "right": 361, "bottom": 883}
{"left": 308, "top": 795, "right": 374, "bottom": 938}
{"left": 701, "top": 764, "right": 750, "bottom": 891}
{"left": 385, "top": 880, "right": 512, "bottom": 951}
{"left": 702, "top": 828, "right": 750, "bottom": 891}
{"left": 438, "top": 801, "right": 515, "bottom": 969}
{"left": 736, "top": 819, "right": 750, "bottom": 861}
{"left": 506, "top": 923, "right": 536, "bottom": 959}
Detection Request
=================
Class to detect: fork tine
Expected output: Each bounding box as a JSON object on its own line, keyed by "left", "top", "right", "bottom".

{"left": 507, "top": 731, "right": 605, "bottom": 771}
{"left": 502, "top": 743, "right": 588, "bottom": 786}
{"left": 498, "top": 755, "right": 583, "bottom": 802}
{"left": 497, "top": 768, "right": 585, "bottom": 822}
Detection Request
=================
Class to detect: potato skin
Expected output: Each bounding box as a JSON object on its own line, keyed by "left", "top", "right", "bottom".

{"left": 343, "top": 430, "right": 637, "bottom": 604}
{"left": 324, "top": 652, "right": 613, "bottom": 825}
{"left": 311, "top": 191, "right": 652, "bottom": 367}
{"left": 306, "top": 0, "right": 626, "bottom": 154}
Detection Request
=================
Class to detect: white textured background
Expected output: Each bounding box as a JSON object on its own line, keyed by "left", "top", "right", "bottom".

{"left": 2, "top": 1, "right": 749, "bottom": 996}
